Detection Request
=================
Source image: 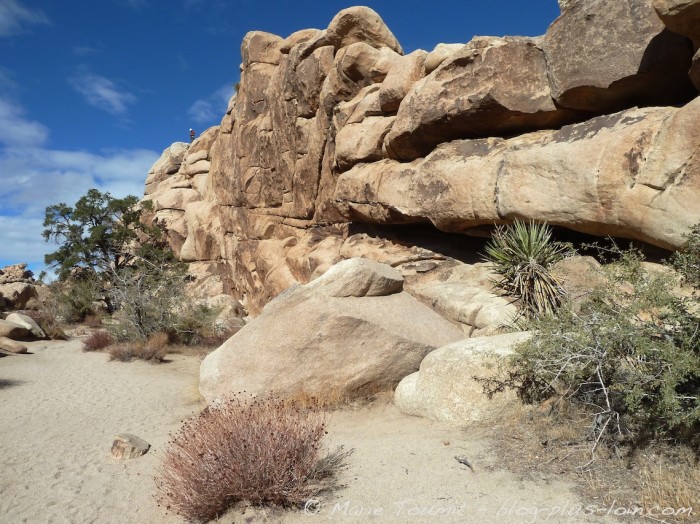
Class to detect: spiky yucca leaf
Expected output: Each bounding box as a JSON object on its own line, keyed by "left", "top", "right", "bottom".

{"left": 484, "top": 220, "right": 570, "bottom": 318}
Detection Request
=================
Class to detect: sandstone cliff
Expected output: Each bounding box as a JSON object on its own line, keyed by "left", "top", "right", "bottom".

{"left": 143, "top": 0, "right": 700, "bottom": 319}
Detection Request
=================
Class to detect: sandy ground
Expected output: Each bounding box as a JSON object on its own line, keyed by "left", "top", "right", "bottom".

{"left": 1, "top": 339, "right": 620, "bottom": 524}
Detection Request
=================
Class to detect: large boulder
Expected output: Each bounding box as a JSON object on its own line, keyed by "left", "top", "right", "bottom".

{"left": 199, "top": 258, "right": 464, "bottom": 402}
{"left": 384, "top": 36, "right": 577, "bottom": 161}
{"left": 335, "top": 98, "right": 700, "bottom": 250}
{"left": 5, "top": 313, "right": 45, "bottom": 339}
{"left": 544, "top": 0, "right": 695, "bottom": 112}
{"left": 0, "top": 320, "right": 29, "bottom": 340}
{"left": 394, "top": 332, "right": 532, "bottom": 425}
{"left": 0, "top": 283, "right": 37, "bottom": 309}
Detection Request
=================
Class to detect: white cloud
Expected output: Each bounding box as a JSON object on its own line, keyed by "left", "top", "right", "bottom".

{"left": 0, "top": 97, "right": 48, "bottom": 147}
{"left": 69, "top": 73, "right": 137, "bottom": 116}
{"left": 0, "top": 0, "right": 49, "bottom": 37}
{"left": 0, "top": 95, "right": 159, "bottom": 273}
{"left": 187, "top": 84, "right": 234, "bottom": 126}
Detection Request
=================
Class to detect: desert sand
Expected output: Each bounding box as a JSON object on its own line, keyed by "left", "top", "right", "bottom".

{"left": 0, "top": 339, "right": 618, "bottom": 523}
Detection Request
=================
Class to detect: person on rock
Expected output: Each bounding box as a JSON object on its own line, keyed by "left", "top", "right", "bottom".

{"left": 189, "top": 128, "right": 196, "bottom": 142}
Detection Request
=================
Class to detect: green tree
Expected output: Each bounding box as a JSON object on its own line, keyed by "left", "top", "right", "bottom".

{"left": 42, "top": 189, "right": 150, "bottom": 281}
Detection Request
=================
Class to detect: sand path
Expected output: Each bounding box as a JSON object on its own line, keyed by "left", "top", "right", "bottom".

{"left": 1, "top": 339, "right": 617, "bottom": 523}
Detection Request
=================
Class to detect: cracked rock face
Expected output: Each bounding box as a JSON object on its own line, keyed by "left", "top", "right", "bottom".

{"left": 335, "top": 99, "right": 700, "bottom": 249}
{"left": 141, "top": 3, "right": 700, "bottom": 317}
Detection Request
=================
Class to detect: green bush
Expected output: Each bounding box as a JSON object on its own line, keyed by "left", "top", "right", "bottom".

{"left": 483, "top": 220, "right": 571, "bottom": 318}
{"left": 168, "top": 304, "right": 220, "bottom": 346}
{"left": 510, "top": 244, "right": 700, "bottom": 454}
{"left": 671, "top": 222, "right": 700, "bottom": 289}
{"left": 50, "top": 275, "right": 103, "bottom": 323}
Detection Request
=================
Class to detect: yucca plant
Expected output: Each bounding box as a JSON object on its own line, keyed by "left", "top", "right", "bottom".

{"left": 483, "top": 220, "right": 571, "bottom": 318}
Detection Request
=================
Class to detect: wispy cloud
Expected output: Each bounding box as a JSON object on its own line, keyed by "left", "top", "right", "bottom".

{"left": 69, "top": 73, "right": 137, "bottom": 116}
{"left": 0, "top": 0, "right": 50, "bottom": 37}
{"left": 187, "top": 84, "right": 234, "bottom": 126}
{"left": 0, "top": 95, "right": 159, "bottom": 272}
{"left": 72, "top": 45, "right": 100, "bottom": 57}
{"left": 0, "top": 97, "right": 48, "bottom": 147}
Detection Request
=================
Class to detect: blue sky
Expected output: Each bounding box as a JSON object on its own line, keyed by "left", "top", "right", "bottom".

{"left": 0, "top": 0, "right": 560, "bottom": 276}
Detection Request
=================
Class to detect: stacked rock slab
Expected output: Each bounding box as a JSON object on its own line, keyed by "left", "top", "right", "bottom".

{"left": 143, "top": 3, "right": 700, "bottom": 318}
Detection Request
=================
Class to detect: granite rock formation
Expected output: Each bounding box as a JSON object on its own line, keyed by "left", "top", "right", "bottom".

{"left": 142, "top": 2, "right": 700, "bottom": 319}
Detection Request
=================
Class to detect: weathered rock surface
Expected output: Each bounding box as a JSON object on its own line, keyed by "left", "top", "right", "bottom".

{"left": 199, "top": 259, "right": 464, "bottom": 402}
{"left": 384, "top": 36, "right": 578, "bottom": 161}
{"left": 139, "top": 3, "right": 700, "bottom": 324}
{"left": 394, "top": 332, "right": 532, "bottom": 425}
{"left": 0, "top": 336, "right": 28, "bottom": 354}
{"left": 0, "top": 320, "right": 29, "bottom": 340}
{"left": 653, "top": 0, "right": 700, "bottom": 47}
{"left": 110, "top": 434, "right": 150, "bottom": 460}
{"left": 5, "top": 313, "right": 45, "bottom": 339}
{"left": 544, "top": 0, "right": 695, "bottom": 112}
{"left": 335, "top": 99, "right": 700, "bottom": 249}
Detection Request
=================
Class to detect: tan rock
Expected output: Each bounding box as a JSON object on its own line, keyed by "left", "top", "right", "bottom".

{"left": 199, "top": 259, "right": 463, "bottom": 402}
{"left": 0, "top": 336, "right": 27, "bottom": 354}
{"left": 144, "top": 143, "right": 189, "bottom": 195}
{"left": 411, "top": 283, "right": 516, "bottom": 336}
{"left": 110, "top": 434, "right": 150, "bottom": 460}
{"left": 180, "top": 201, "right": 223, "bottom": 262}
{"left": 5, "top": 313, "right": 45, "bottom": 339}
{"left": 394, "top": 332, "right": 532, "bottom": 425}
{"left": 653, "top": 0, "right": 700, "bottom": 47}
{"left": 241, "top": 31, "right": 283, "bottom": 67}
{"left": 544, "top": 0, "right": 695, "bottom": 112}
{"left": 0, "top": 320, "right": 29, "bottom": 340}
{"left": 384, "top": 36, "right": 577, "bottom": 161}
{"left": 378, "top": 50, "right": 427, "bottom": 112}
{"left": 280, "top": 28, "right": 323, "bottom": 54}
{"left": 309, "top": 257, "right": 404, "bottom": 297}
{"left": 335, "top": 98, "right": 700, "bottom": 250}
{"left": 152, "top": 188, "right": 200, "bottom": 212}
{"left": 0, "top": 283, "right": 38, "bottom": 309}
{"left": 325, "top": 6, "right": 403, "bottom": 53}
{"left": 335, "top": 116, "right": 395, "bottom": 171}
{"left": 423, "top": 43, "right": 464, "bottom": 74}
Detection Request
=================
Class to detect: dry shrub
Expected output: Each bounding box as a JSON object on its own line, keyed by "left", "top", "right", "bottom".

{"left": 154, "top": 395, "right": 350, "bottom": 522}
{"left": 107, "top": 339, "right": 167, "bottom": 363}
{"left": 638, "top": 451, "right": 699, "bottom": 521}
{"left": 83, "top": 330, "right": 113, "bottom": 352}
{"left": 84, "top": 313, "right": 104, "bottom": 328}
{"left": 195, "top": 326, "right": 240, "bottom": 349}
{"left": 145, "top": 331, "right": 169, "bottom": 353}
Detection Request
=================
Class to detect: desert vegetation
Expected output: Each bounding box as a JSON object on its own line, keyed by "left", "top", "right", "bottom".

{"left": 42, "top": 188, "right": 232, "bottom": 361}
{"left": 154, "top": 395, "right": 350, "bottom": 522}
{"left": 483, "top": 220, "right": 571, "bottom": 319}
{"left": 481, "top": 221, "right": 700, "bottom": 521}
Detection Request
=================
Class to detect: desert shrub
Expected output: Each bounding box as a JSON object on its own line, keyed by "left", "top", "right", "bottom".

{"left": 50, "top": 275, "right": 102, "bottom": 323}
{"left": 154, "top": 395, "right": 350, "bottom": 522}
{"left": 84, "top": 313, "right": 104, "bottom": 328}
{"left": 108, "top": 339, "right": 167, "bottom": 363}
{"left": 83, "top": 330, "right": 113, "bottom": 352}
{"left": 483, "top": 220, "right": 571, "bottom": 318}
{"left": 168, "top": 304, "right": 221, "bottom": 346}
{"left": 671, "top": 222, "right": 700, "bottom": 289}
{"left": 510, "top": 245, "right": 700, "bottom": 457}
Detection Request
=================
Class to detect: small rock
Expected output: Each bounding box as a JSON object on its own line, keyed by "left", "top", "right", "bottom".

{"left": 111, "top": 434, "right": 150, "bottom": 460}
